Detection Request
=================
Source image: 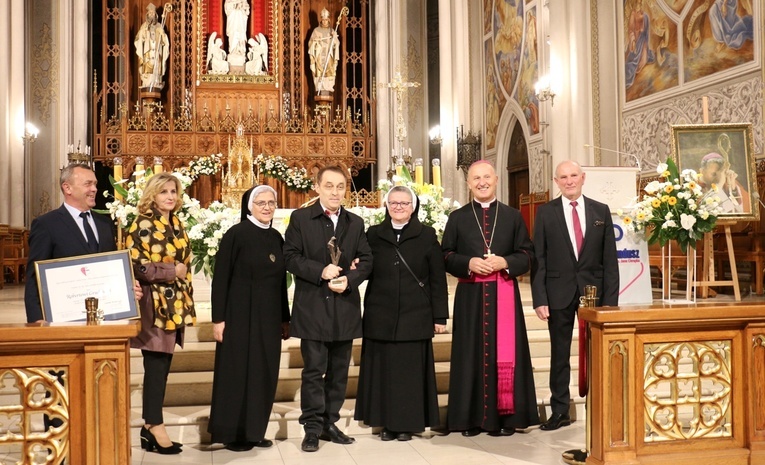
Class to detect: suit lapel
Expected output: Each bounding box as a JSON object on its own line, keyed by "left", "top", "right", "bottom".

{"left": 57, "top": 206, "right": 90, "bottom": 252}
{"left": 580, "top": 196, "right": 596, "bottom": 254}
{"left": 553, "top": 198, "right": 578, "bottom": 262}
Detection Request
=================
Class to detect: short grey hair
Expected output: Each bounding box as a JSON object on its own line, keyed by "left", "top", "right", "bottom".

{"left": 59, "top": 164, "right": 93, "bottom": 194}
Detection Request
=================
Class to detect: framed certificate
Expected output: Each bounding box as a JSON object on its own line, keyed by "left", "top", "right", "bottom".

{"left": 35, "top": 250, "right": 139, "bottom": 322}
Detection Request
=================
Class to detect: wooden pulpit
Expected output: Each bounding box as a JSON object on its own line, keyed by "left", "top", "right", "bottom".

{"left": 0, "top": 321, "right": 139, "bottom": 465}
{"left": 579, "top": 303, "right": 765, "bottom": 465}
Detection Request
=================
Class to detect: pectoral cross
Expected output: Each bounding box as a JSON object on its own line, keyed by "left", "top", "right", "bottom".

{"left": 380, "top": 70, "right": 420, "bottom": 143}
{"left": 484, "top": 249, "right": 495, "bottom": 258}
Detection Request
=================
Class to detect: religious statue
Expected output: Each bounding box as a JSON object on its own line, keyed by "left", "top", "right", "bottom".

{"left": 225, "top": 0, "right": 250, "bottom": 70}
{"left": 222, "top": 123, "right": 255, "bottom": 208}
{"left": 134, "top": 3, "right": 170, "bottom": 90}
{"left": 308, "top": 8, "right": 341, "bottom": 97}
{"left": 207, "top": 33, "right": 230, "bottom": 74}
{"left": 245, "top": 33, "right": 268, "bottom": 76}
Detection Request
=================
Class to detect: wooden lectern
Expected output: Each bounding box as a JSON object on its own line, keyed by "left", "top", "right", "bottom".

{"left": 0, "top": 321, "right": 139, "bottom": 465}
{"left": 579, "top": 303, "right": 765, "bottom": 465}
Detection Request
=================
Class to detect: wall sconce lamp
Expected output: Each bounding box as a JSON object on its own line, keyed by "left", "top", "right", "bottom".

{"left": 456, "top": 125, "right": 482, "bottom": 176}
{"left": 22, "top": 122, "right": 39, "bottom": 144}
{"left": 534, "top": 76, "right": 555, "bottom": 106}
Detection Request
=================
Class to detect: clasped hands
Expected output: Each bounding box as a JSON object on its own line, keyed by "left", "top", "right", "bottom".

{"left": 469, "top": 255, "right": 507, "bottom": 276}
{"left": 322, "top": 264, "right": 347, "bottom": 293}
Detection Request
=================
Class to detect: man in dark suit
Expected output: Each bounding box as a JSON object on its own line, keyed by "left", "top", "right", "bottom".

{"left": 531, "top": 160, "right": 619, "bottom": 431}
{"left": 283, "top": 165, "right": 373, "bottom": 452}
{"left": 25, "top": 164, "right": 120, "bottom": 323}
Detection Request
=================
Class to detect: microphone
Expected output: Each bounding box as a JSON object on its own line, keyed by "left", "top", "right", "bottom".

{"left": 583, "top": 144, "right": 641, "bottom": 171}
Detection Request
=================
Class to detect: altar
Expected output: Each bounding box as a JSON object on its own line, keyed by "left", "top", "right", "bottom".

{"left": 579, "top": 303, "right": 765, "bottom": 465}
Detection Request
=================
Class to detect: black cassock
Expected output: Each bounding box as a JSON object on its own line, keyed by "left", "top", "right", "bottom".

{"left": 207, "top": 221, "right": 290, "bottom": 444}
{"left": 442, "top": 201, "right": 539, "bottom": 431}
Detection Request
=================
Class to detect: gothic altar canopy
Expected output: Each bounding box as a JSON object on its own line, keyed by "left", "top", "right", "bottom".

{"left": 93, "top": 0, "right": 375, "bottom": 207}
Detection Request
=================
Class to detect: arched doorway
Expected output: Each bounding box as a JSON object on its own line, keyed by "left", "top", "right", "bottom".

{"left": 506, "top": 121, "right": 528, "bottom": 209}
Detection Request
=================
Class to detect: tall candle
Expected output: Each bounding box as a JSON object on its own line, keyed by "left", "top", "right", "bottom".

{"left": 395, "top": 158, "right": 404, "bottom": 185}
{"left": 113, "top": 158, "right": 123, "bottom": 201}
{"left": 414, "top": 158, "right": 423, "bottom": 185}
{"left": 432, "top": 158, "right": 442, "bottom": 190}
{"left": 135, "top": 157, "right": 145, "bottom": 180}
{"left": 153, "top": 157, "right": 163, "bottom": 174}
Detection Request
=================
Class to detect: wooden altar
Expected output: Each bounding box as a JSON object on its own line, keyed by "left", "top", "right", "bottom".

{"left": 0, "top": 321, "right": 139, "bottom": 465}
{"left": 92, "top": 0, "right": 376, "bottom": 203}
{"left": 579, "top": 303, "right": 765, "bottom": 465}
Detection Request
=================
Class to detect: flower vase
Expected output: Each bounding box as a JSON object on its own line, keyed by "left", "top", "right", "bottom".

{"left": 660, "top": 241, "right": 696, "bottom": 303}
{"left": 194, "top": 174, "right": 213, "bottom": 208}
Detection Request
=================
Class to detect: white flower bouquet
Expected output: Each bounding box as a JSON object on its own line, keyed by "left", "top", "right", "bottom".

{"left": 255, "top": 154, "right": 313, "bottom": 193}
{"left": 185, "top": 153, "right": 222, "bottom": 179}
{"left": 620, "top": 158, "right": 723, "bottom": 253}
{"left": 186, "top": 201, "right": 240, "bottom": 277}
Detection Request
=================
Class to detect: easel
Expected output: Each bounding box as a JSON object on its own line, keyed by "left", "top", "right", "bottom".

{"left": 694, "top": 97, "right": 741, "bottom": 301}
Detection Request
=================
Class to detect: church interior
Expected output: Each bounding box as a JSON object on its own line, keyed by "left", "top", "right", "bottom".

{"left": 0, "top": 0, "right": 764, "bottom": 464}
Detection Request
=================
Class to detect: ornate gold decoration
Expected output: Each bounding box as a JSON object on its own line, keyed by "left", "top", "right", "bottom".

{"left": 643, "top": 341, "right": 732, "bottom": 442}
{"left": 347, "top": 188, "right": 380, "bottom": 208}
{"left": 31, "top": 23, "right": 58, "bottom": 125}
{"left": 221, "top": 124, "right": 255, "bottom": 208}
{"left": 0, "top": 368, "right": 70, "bottom": 464}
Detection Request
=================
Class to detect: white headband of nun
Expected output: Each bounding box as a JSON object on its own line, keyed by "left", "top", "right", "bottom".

{"left": 248, "top": 184, "right": 278, "bottom": 210}
{"left": 383, "top": 185, "right": 418, "bottom": 210}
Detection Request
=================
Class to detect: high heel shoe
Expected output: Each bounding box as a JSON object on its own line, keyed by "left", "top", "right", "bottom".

{"left": 140, "top": 426, "right": 182, "bottom": 454}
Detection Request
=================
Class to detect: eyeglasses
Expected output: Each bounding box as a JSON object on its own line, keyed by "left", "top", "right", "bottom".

{"left": 388, "top": 201, "right": 412, "bottom": 208}
{"left": 253, "top": 201, "right": 278, "bottom": 209}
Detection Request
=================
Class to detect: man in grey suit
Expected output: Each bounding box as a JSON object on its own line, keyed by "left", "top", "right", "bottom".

{"left": 25, "top": 164, "right": 122, "bottom": 323}
{"left": 531, "top": 160, "right": 619, "bottom": 431}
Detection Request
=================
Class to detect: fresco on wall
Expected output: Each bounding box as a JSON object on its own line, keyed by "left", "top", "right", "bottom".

{"left": 683, "top": 0, "right": 754, "bottom": 82}
{"left": 485, "top": 40, "right": 507, "bottom": 150}
{"left": 666, "top": 0, "right": 690, "bottom": 14}
{"left": 484, "top": 0, "right": 493, "bottom": 35}
{"left": 516, "top": 7, "right": 540, "bottom": 135}
{"left": 494, "top": 0, "right": 524, "bottom": 98}
{"left": 624, "top": 0, "right": 679, "bottom": 102}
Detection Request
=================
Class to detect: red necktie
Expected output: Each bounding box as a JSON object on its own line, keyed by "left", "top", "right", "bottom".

{"left": 570, "top": 201, "right": 583, "bottom": 255}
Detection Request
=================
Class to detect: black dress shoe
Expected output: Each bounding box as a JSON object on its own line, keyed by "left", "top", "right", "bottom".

{"left": 396, "top": 432, "right": 412, "bottom": 441}
{"left": 225, "top": 441, "right": 255, "bottom": 452}
{"left": 301, "top": 433, "right": 319, "bottom": 452}
{"left": 540, "top": 413, "right": 572, "bottom": 431}
{"left": 488, "top": 427, "right": 515, "bottom": 436}
{"left": 254, "top": 439, "right": 273, "bottom": 448}
{"left": 320, "top": 424, "right": 355, "bottom": 444}
{"left": 380, "top": 428, "right": 397, "bottom": 441}
{"left": 562, "top": 448, "right": 588, "bottom": 465}
{"left": 461, "top": 427, "right": 481, "bottom": 437}
{"left": 140, "top": 426, "right": 182, "bottom": 455}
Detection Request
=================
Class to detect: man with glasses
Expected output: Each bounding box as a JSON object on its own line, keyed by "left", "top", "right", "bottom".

{"left": 283, "top": 165, "right": 373, "bottom": 452}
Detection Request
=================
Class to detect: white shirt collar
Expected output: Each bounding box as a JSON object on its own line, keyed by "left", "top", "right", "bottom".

{"left": 247, "top": 215, "right": 271, "bottom": 229}
{"left": 475, "top": 198, "right": 496, "bottom": 209}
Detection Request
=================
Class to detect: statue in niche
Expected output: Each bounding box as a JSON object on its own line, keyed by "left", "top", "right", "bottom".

{"left": 245, "top": 33, "right": 268, "bottom": 75}
{"left": 134, "top": 3, "right": 170, "bottom": 90}
{"left": 207, "top": 32, "right": 230, "bottom": 74}
{"left": 308, "top": 8, "right": 340, "bottom": 97}
{"left": 225, "top": 0, "right": 250, "bottom": 71}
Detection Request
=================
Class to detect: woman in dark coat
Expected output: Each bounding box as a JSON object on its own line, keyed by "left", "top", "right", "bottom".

{"left": 207, "top": 185, "right": 290, "bottom": 451}
{"left": 355, "top": 185, "right": 449, "bottom": 441}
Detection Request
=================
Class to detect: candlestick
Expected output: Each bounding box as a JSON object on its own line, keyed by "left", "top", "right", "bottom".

{"left": 432, "top": 158, "right": 442, "bottom": 190}
{"left": 414, "top": 158, "right": 423, "bottom": 185}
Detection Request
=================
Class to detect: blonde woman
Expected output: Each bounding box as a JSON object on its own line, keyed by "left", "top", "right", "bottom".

{"left": 127, "top": 172, "right": 195, "bottom": 454}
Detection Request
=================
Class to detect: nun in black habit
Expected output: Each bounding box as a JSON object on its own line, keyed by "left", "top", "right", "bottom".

{"left": 207, "top": 185, "right": 290, "bottom": 451}
{"left": 354, "top": 185, "right": 449, "bottom": 441}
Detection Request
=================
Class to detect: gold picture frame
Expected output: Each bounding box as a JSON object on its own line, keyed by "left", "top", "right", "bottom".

{"left": 35, "top": 250, "right": 139, "bottom": 322}
{"left": 670, "top": 123, "right": 758, "bottom": 222}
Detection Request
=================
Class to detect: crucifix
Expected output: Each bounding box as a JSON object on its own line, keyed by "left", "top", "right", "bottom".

{"left": 380, "top": 70, "right": 420, "bottom": 144}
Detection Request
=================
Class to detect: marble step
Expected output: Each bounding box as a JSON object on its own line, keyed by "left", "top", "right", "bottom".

{"left": 129, "top": 393, "right": 588, "bottom": 446}
{"left": 130, "top": 363, "right": 454, "bottom": 408}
